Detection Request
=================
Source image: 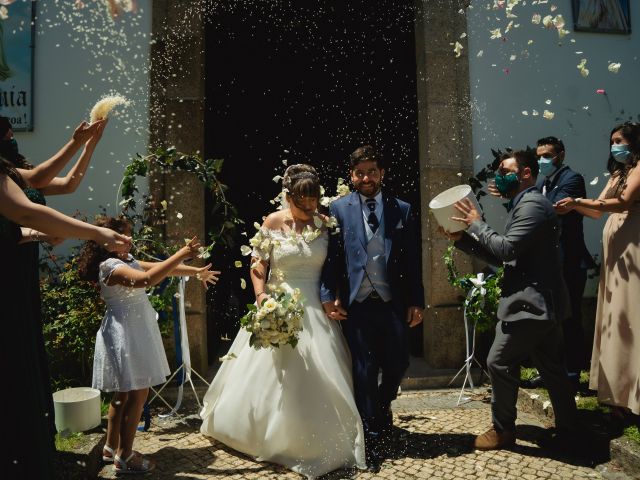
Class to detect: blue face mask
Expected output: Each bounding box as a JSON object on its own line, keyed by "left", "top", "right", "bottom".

{"left": 538, "top": 157, "right": 557, "bottom": 177}
{"left": 494, "top": 172, "right": 520, "bottom": 196}
{"left": 611, "top": 144, "right": 631, "bottom": 164}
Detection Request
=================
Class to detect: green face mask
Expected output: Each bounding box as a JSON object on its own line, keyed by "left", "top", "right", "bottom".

{"left": 494, "top": 172, "right": 520, "bottom": 195}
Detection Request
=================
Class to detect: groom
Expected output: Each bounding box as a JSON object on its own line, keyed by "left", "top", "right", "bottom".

{"left": 320, "top": 145, "right": 424, "bottom": 466}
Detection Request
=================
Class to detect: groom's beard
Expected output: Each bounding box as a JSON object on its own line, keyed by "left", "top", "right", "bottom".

{"left": 355, "top": 180, "right": 382, "bottom": 198}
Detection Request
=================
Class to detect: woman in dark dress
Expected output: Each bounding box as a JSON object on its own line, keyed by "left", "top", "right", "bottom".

{"left": 0, "top": 161, "right": 130, "bottom": 478}
{"left": 0, "top": 116, "right": 107, "bottom": 470}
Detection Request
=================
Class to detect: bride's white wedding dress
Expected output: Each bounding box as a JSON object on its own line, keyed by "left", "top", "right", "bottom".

{"left": 199, "top": 229, "right": 366, "bottom": 478}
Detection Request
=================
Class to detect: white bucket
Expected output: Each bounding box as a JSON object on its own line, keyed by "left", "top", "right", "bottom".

{"left": 429, "top": 184, "right": 482, "bottom": 233}
{"left": 52, "top": 387, "right": 102, "bottom": 433}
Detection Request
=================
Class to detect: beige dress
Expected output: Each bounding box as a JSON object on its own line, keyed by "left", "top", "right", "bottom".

{"left": 589, "top": 178, "right": 640, "bottom": 414}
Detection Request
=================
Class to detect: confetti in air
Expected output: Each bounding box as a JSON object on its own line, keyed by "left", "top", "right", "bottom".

{"left": 608, "top": 62, "right": 621, "bottom": 74}
{"left": 89, "top": 94, "right": 130, "bottom": 123}
{"left": 577, "top": 59, "right": 589, "bottom": 78}
{"left": 453, "top": 41, "right": 464, "bottom": 58}
{"left": 219, "top": 353, "right": 237, "bottom": 362}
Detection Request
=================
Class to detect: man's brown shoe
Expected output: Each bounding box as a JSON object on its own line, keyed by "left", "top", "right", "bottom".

{"left": 474, "top": 427, "right": 516, "bottom": 450}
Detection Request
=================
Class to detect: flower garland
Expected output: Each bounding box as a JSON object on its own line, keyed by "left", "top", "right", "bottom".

{"left": 119, "top": 146, "right": 242, "bottom": 260}
{"left": 443, "top": 243, "right": 503, "bottom": 333}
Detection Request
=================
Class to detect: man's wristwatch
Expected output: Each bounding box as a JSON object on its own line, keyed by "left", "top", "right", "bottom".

{"left": 574, "top": 198, "right": 583, "bottom": 204}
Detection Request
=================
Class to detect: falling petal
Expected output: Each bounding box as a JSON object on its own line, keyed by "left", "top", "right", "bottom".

{"left": 608, "top": 62, "right": 621, "bottom": 74}
{"left": 240, "top": 278, "right": 247, "bottom": 290}
{"left": 543, "top": 110, "right": 555, "bottom": 120}
{"left": 219, "top": 353, "right": 237, "bottom": 361}
{"left": 489, "top": 28, "right": 502, "bottom": 39}
{"left": 577, "top": 59, "right": 589, "bottom": 77}
{"left": 453, "top": 41, "right": 464, "bottom": 58}
{"left": 590, "top": 177, "right": 599, "bottom": 185}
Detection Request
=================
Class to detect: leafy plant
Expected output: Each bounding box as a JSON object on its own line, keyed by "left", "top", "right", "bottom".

{"left": 443, "top": 243, "right": 503, "bottom": 333}
{"left": 40, "top": 254, "right": 105, "bottom": 390}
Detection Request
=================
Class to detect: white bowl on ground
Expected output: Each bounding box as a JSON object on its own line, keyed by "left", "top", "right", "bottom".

{"left": 52, "top": 387, "right": 102, "bottom": 433}
{"left": 429, "top": 184, "right": 482, "bottom": 233}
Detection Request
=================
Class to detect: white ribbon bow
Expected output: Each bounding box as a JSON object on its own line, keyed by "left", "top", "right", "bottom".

{"left": 469, "top": 272, "right": 486, "bottom": 297}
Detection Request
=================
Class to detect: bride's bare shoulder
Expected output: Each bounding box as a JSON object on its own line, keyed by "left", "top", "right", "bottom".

{"left": 262, "top": 211, "right": 287, "bottom": 230}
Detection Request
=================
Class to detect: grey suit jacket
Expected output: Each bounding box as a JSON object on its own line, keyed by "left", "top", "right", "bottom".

{"left": 455, "top": 188, "right": 569, "bottom": 323}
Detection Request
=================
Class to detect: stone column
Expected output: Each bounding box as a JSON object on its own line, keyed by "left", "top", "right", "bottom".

{"left": 415, "top": 0, "right": 475, "bottom": 368}
{"left": 149, "top": 1, "right": 208, "bottom": 372}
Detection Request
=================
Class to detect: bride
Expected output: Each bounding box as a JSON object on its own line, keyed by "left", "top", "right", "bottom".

{"left": 200, "top": 164, "right": 366, "bottom": 478}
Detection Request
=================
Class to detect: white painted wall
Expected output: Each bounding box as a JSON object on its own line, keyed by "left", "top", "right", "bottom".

{"left": 467, "top": 0, "right": 640, "bottom": 295}
{"left": 12, "top": 1, "right": 152, "bottom": 251}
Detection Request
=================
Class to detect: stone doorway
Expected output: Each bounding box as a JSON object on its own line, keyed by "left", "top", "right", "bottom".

{"left": 203, "top": 0, "right": 423, "bottom": 361}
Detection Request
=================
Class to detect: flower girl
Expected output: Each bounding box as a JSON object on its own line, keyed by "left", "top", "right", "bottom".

{"left": 78, "top": 216, "right": 219, "bottom": 475}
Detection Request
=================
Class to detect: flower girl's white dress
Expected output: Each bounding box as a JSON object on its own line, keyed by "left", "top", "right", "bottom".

{"left": 200, "top": 230, "right": 366, "bottom": 478}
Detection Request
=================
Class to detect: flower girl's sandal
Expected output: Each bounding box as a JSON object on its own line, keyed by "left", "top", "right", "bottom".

{"left": 102, "top": 444, "right": 115, "bottom": 462}
{"left": 114, "top": 451, "right": 155, "bottom": 476}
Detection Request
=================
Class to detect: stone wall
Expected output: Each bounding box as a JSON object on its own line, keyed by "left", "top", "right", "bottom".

{"left": 415, "top": 0, "right": 474, "bottom": 369}
{"left": 149, "top": 0, "right": 208, "bottom": 372}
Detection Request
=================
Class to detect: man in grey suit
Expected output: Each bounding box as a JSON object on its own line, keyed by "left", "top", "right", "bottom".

{"left": 443, "top": 149, "right": 577, "bottom": 450}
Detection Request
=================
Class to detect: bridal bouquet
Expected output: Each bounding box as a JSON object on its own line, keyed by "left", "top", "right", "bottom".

{"left": 240, "top": 285, "right": 305, "bottom": 349}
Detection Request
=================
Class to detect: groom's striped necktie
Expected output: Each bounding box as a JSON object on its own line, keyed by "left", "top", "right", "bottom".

{"left": 366, "top": 198, "right": 379, "bottom": 233}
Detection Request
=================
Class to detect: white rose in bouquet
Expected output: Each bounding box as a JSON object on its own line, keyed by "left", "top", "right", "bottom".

{"left": 239, "top": 284, "right": 305, "bottom": 350}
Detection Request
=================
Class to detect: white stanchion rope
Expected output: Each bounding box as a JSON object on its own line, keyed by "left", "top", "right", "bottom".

{"left": 149, "top": 277, "right": 209, "bottom": 417}
{"left": 449, "top": 273, "right": 489, "bottom": 406}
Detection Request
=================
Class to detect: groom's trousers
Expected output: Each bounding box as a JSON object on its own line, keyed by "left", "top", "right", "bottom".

{"left": 343, "top": 297, "right": 409, "bottom": 437}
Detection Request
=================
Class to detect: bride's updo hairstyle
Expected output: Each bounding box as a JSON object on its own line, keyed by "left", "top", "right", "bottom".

{"left": 282, "top": 164, "right": 321, "bottom": 207}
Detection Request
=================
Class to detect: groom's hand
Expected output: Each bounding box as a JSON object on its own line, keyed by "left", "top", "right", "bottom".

{"left": 407, "top": 306, "right": 424, "bottom": 327}
{"left": 322, "top": 300, "right": 348, "bottom": 321}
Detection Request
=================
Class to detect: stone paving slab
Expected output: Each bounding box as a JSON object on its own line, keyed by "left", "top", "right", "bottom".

{"left": 96, "top": 388, "right": 608, "bottom": 479}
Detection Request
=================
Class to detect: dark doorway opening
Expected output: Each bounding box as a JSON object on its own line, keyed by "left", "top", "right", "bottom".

{"left": 204, "top": 1, "right": 422, "bottom": 362}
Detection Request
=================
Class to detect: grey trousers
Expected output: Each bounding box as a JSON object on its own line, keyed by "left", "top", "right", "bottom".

{"left": 487, "top": 319, "right": 577, "bottom": 432}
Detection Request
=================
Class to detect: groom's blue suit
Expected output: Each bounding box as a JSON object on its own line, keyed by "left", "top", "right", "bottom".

{"left": 320, "top": 191, "right": 424, "bottom": 438}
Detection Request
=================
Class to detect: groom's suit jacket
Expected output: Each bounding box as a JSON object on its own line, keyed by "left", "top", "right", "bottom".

{"left": 455, "top": 187, "right": 570, "bottom": 323}
{"left": 320, "top": 191, "right": 424, "bottom": 313}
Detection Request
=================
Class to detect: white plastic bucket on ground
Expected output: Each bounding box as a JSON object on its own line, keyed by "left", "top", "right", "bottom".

{"left": 429, "top": 184, "right": 482, "bottom": 233}
{"left": 52, "top": 387, "right": 102, "bottom": 433}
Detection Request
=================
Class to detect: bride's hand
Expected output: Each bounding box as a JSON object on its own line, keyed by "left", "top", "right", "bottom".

{"left": 256, "top": 292, "right": 270, "bottom": 305}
